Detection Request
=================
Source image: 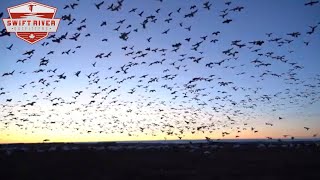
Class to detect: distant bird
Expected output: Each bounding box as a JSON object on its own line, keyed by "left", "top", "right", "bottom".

{"left": 6, "top": 44, "right": 13, "bottom": 50}
{"left": 203, "top": 1, "right": 212, "bottom": 10}
{"left": 2, "top": 71, "right": 14, "bottom": 77}
{"left": 81, "top": 19, "right": 86, "bottom": 23}
{"left": 223, "top": 19, "right": 232, "bottom": 23}
{"left": 95, "top": 1, "right": 104, "bottom": 9}
{"left": 101, "top": 21, "right": 107, "bottom": 26}
{"left": 74, "top": 71, "right": 81, "bottom": 77}
{"left": 307, "top": 25, "right": 317, "bottom": 34}
{"left": 304, "top": 1, "right": 319, "bottom": 6}
{"left": 23, "top": 49, "right": 35, "bottom": 55}
{"left": 129, "top": 8, "right": 137, "bottom": 13}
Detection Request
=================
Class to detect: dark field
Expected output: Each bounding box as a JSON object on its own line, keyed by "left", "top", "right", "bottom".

{"left": 1, "top": 142, "right": 320, "bottom": 180}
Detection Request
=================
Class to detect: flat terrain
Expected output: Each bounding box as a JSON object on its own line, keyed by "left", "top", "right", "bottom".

{"left": 1, "top": 142, "right": 320, "bottom": 180}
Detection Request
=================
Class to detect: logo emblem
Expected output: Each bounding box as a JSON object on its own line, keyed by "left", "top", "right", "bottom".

{"left": 2, "top": 1, "right": 60, "bottom": 44}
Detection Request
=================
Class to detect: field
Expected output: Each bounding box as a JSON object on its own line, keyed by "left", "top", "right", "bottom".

{"left": 1, "top": 142, "right": 320, "bottom": 180}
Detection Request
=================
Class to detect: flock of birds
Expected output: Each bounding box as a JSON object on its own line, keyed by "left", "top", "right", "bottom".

{"left": 0, "top": 0, "right": 320, "bottom": 143}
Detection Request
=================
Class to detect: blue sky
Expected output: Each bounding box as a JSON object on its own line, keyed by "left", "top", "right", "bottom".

{"left": 0, "top": 0, "right": 319, "bottom": 143}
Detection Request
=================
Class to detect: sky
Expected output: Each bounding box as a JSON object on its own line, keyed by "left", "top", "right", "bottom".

{"left": 0, "top": 0, "right": 320, "bottom": 144}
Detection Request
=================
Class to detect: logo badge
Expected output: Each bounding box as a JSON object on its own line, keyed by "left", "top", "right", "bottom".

{"left": 2, "top": 1, "right": 60, "bottom": 44}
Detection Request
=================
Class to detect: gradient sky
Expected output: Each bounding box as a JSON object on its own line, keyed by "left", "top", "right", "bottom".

{"left": 0, "top": 0, "right": 320, "bottom": 143}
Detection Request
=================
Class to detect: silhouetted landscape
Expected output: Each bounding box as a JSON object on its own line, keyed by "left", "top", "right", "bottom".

{"left": 1, "top": 140, "right": 320, "bottom": 180}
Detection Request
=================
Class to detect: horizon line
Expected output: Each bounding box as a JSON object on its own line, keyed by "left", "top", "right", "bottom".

{"left": 1, "top": 138, "right": 320, "bottom": 145}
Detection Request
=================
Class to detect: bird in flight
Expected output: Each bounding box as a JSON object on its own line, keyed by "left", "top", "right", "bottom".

{"left": 305, "top": 1, "right": 319, "bottom": 6}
